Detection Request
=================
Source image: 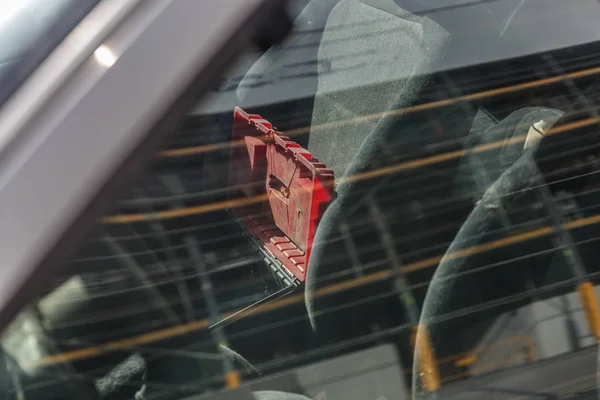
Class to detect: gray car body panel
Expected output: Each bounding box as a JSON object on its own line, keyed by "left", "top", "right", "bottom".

{"left": 0, "top": 0, "right": 283, "bottom": 330}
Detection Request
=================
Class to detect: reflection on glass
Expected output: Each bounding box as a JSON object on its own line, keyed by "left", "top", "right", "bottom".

{"left": 3, "top": 1, "right": 600, "bottom": 400}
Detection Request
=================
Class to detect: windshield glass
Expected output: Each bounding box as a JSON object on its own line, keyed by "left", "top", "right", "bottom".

{"left": 3, "top": 1, "right": 600, "bottom": 400}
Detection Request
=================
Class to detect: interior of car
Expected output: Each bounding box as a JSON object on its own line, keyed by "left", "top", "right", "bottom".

{"left": 3, "top": 1, "right": 600, "bottom": 400}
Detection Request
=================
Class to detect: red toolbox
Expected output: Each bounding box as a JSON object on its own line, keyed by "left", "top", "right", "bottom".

{"left": 228, "top": 107, "right": 335, "bottom": 282}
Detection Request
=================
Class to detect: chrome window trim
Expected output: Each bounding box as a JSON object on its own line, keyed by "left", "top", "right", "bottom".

{"left": 0, "top": 0, "right": 141, "bottom": 161}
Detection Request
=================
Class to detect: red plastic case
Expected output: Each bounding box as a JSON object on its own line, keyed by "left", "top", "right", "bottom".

{"left": 228, "top": 107, "right": 334, "bottom": 282}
